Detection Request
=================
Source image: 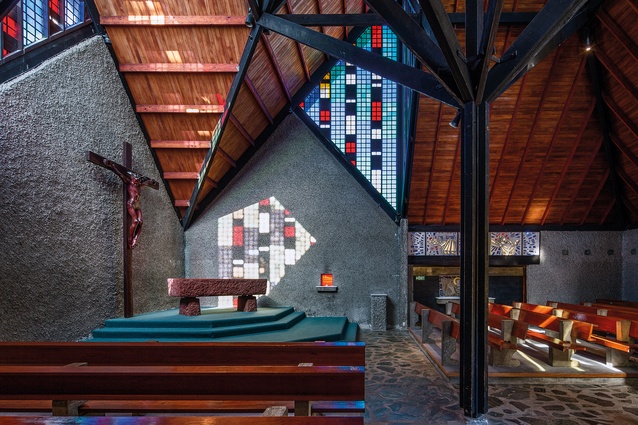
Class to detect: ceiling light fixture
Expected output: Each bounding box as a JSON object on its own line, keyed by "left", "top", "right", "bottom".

{"left": 449, "top": 109, "right": 462, "bottom": 128}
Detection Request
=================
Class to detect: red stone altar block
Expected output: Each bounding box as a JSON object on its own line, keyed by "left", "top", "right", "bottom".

{"left": 168, "top": 278, "right": 267, "bottom": 316}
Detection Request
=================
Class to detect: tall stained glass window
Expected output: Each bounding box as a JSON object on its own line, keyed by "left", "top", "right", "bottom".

{"left": 302, "top": 26, "right": 398, "bottom": 210}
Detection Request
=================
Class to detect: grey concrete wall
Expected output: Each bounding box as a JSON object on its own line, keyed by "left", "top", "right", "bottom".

{"left": 0, "top": 36, "right": 184, "bottom": 341}
{"left": 622, "top": 228, "right": 638, "bottom": 301}
{"left": 185, "top": 114, "right": 403, "bottom": 328}
{"left": 526, "top": 231, "right": 622, "bottom": 304}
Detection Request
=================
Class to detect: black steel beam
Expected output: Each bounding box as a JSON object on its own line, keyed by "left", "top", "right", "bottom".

{"left": 0, "top": 0, "right": 18, "bottom": 20}
{"left": 182, "top": 25, "right": 264, "bottom": 230}
{"left": 459, "top": 101, "right": 489, "bottom": 417}
{"left": 364, "top": 0, "right": 461, "bottom": 104}
{"left": 587, "top": 41, "right": 626, "bottom": 227}
{"left": 418, "top": 0, "right": 473, "bottom": 102}
{"left": 277, "top": 12, "right": 535, "bottom": 27}
{"left": 475, "top": 0, "right": 505, "bottom": 103}
{"left": 484, "top": 0, "right": 588, "bottom": 103}
{"left": 487, "top": 0, "right": 604, "bottom": 102}
{"left": 258, "top": 13, "right": 459, "bottom": 107}
{"left": 465, "top": 0, "right": 483, "bottom": 69}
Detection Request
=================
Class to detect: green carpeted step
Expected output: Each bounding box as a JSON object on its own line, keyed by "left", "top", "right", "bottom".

{"left": 212, "top": 316, "right": 351, "bottom": 342}
{"left": 91, "top": 326, "right": 214, "bottom": 339}
{"left": 210, "top": 311, "right": 306, "bottom": 338}
{"left": 101, "top": 307, "right": 296, "bottom": 329}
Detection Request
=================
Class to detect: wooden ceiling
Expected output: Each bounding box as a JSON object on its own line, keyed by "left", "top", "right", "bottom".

{"left": 90, "top": 0, "right": 638, "bottom": 230}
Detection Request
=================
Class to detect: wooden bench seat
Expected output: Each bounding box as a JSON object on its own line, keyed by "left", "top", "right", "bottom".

{"left": 487, "top": 313, "right": 529, "bottom": 367}
{"left": 168, "top": 278, "right": 267, "bottom": 315}
{"left": 0, "top": 417, "right": 364, "bottom": 425}
{"left": 415, "top": 302, "right": 460, "bottom": 366}
{"left": 0, "top": 342, "right": 365, "bottom": 417}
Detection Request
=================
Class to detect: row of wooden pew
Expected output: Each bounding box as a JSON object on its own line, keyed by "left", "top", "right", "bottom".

{"left": 415, "top": 298, "right": 638, "bottom": 368}
{"left": 0, "top": 341, "right": 366, "bottom": 424}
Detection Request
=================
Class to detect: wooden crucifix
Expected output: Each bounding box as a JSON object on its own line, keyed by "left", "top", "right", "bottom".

{"left": 86, "top": 142, "right": 159, "bottom": 317}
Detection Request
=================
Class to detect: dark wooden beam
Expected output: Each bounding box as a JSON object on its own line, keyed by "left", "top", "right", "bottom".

{"left": 182, "top": 25, "right": 264, "bottom": 230}
{"left": 618, "top": 166, "right": 638, "bottom": 197}
{"left": 587, "top": 47, "right": 626, "bottom": 227}
{"left": 150, "top": 140, "right": 211, "bottom": 149}
{"left": 522, "top": 55, "right": 586, "bottom": 224}
{"left": 285, "top": 1, "right": 311, "bottom": 82}
{"left": 560, "top": 136, "right": 603, "bottom": 224}
{"left": 364, "top": 0, "right": 461, "bottom": 104}
{"left": 485, "top": 0, "right": 589, "bottom": 103}
{"left": 601, "top": 197, "right": 616, "bottom": 225}
{"left": 100, "top": 16, "right": 246, "bottom": 26}
{"left": 611, "top": 134, "right": 638, "bottom": 170}
{"left": 418, "top": 0, "right": 473, "bottom": 102}
{"left": 459, "top": 102, "right": 489, "bottom": 418}
{"left": 217, "top": 147, "right": 237, "bottom": 168}
{"left": 422, "top": 104, "right": 443, "bottom": 224}
{"left": 605, "top": 95, "right": 638, "bottom": 140}
{"left": 119, "top": 64, "right": 239, "bottom": 73}
{"left": 595, "top": 49, "right": 638, "bottom": 103}
{"left": 581, "top": 169, "right": 610, "bottom": 225}
{"left": 541, "top": 99, "right": 596, "bottom": 225}
{"left": 164, "top": 172, "right": 200, "bottom": 179}
{"left": 229, "top": 114, "right": 256, "bottom": 146}
{"left": 136, "top": 105, "right": 224, "bottom": 114}
{"left": 261, "top": 34, "right": 292, "bottom": 101}
{"left": 501, "top": 47, "right": 563, "bottom": 225}
{"left": 475, "top": 0, "right": 505, "bottom": 103}
{"left": 258, "top": 13, "right": 460, "bottom": 107}
{"left": 597, "top": 9, "right": 638, "bottom": 64}
{"left": 244, "top": 75, "right": 274, "bottom": 125}
{"left": 489, "top": 74, "right": 527, "bottom": 205}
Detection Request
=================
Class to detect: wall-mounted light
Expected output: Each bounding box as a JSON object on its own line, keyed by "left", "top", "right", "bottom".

{"left": 317, "top": 273, "right": 337, "bottom": 292}
{"left": 585, "top": 35, "right": 592, "bottom": 52}
{"left": 245, "top": 9, "right": 254, "bottom": 28}
{"left": 449, "top": 109, "right": 462, "bottom": 128}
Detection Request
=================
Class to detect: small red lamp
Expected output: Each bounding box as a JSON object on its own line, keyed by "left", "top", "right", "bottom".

{"left": 318, "top": 273, "right": 337, "bottom": 292}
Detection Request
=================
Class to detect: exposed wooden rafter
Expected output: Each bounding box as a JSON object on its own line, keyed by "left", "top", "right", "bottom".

{"left": 164, "top": 172, "right": 200, "bottom": 179}
{"left": 229, "top": 114, "right": 256, "bottom": 146}
{"left": 261, "top": 35, "right": 292, "bottom": 101}
{"left": 244, "top": 75, "right": 274, "bottom": 125}
{"left": 150, "top": 141, "right": 211, "bottom": 149}
{"left": 135, "top": 105, "right": 224, "bottom": 114}
{"left": 100, "top": 16, "right": 246, "bottom": 25}
{"left": 119, "top": 64, "right": 239, "bottom": 73}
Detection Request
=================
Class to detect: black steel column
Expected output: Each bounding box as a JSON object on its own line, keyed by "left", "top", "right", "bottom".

{"left": 459, "top": 102, "right": 489, "bottom": 417}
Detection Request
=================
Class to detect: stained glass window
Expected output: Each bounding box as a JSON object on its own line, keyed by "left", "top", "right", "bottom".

{"left": 302, "top": 26, "right": 398, "bottom": 210}
{"left": 218, "top": 197, "right": 316, "bottom": 294}
{"left": 1, "top": 0, "right": 90, "bottom": 61}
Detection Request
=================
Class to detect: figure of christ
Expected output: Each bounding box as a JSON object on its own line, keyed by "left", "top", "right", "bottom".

{"left": 102, "top": 159, "right": 156, "bottom": 249}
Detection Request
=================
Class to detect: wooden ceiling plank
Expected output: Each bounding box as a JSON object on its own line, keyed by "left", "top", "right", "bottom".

{"left": 489, "top": 73, "right": 527, "bottom": 206}
{"left": 120, "top": 63, "right": 239, "bottom": 73}
{"left": 164, "top": 172, "right": 200, "bottom": 179}
{"left": 501, "top": 47, "right": 563, "bottom": 225}
{"left": 580, "top": 169, "right": 610, "bottom": 225}
{"left": 617, "top": 167, "right": 638, "bottom": 197}
{"left": 626, "top": 0, "right": 638, "bottom": 14}
{"left": 342, "top": 0, "right": 348, "bottom": 39}
{"left": 541, "top": 99, "right": 597, "bottom": 225}
{"left": 623, "top": 196, "right": 638, "bottom": 220}
{"left": 597, "top": 9, "right": 638, "bottom": 64}
{"left": 261, "top": 35, "right": 292, "bottom": 102}
{"left": 522, "top": 55, "right": 587, "bottom": 224}
{"left": 285, "top": 1, "right": 311, "bottom": 82}
{"left": 150, "top": 140, "right": 212, "bottom": 149}
{"left": 244, "top": 75, "right": 274, "bottom": 125}
{"left": 611, "top": 134, "right": 638, "bottom": 170}
{"left": 229, "top": 114, "right": 256, "bottom": 146}
{"left": 560, "top": 135, "right": 604, "bottom": 225}
{"left": 422, "top": 103, "right": 444, "bottom": 224}
{"left": 205, "top": 177, "right": 218, "bottom": 188}
{"left": 595, "top": 49, "right": 638, "bottom": 103}
{"left": 217, "top": 147, "right": 237, "bottom": 168}
{"left": 100, "top": 16, "right": 246, "bottom": 26}
{"left": 601, "top": 197, "right": 616, "bottom": 225}
{"left": 605, "top": 95, "right": 638, "bottom": 140}
{"left": 136, "top": 105, "right": 224, "bottom": 114}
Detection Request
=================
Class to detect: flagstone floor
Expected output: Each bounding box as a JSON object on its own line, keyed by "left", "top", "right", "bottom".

{"left": 360, "top": 329, "right": 638, "bottom": 424}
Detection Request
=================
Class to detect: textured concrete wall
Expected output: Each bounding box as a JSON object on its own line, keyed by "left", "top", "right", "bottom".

{"left": 185, "top": 114, "right": 403, "bottom": 328}
{"left": 0, "top": 36, "right": 184, "bottom": 341}
{"left": 526, "top": 231, "right": 622, "bottom": 304}
{"left": 622, "top": 228, "right": 638, "bottom": 301}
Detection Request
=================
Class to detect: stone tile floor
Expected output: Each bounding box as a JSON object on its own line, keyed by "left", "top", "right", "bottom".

{"left": 360, "top": 329, "right": 638, "bottom": 425}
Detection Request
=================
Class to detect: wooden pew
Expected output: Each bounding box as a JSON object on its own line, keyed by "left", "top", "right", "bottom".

{"left": 596, "top": 299, "right": 638, "bottom": 310}
{"left": 414, "top": 302, "right": 460, "bottom": 366}
{"left": 0, "top": 342, "right": 365, "bottom": 417}
{"left": 490, "top": 303, "right": 589, "bottom": 367}
{"left": 0, "top": 417, "right": 364, "bottom": 425}
{"left": 487, "top": 313, "right": 529, "bottom": 367}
